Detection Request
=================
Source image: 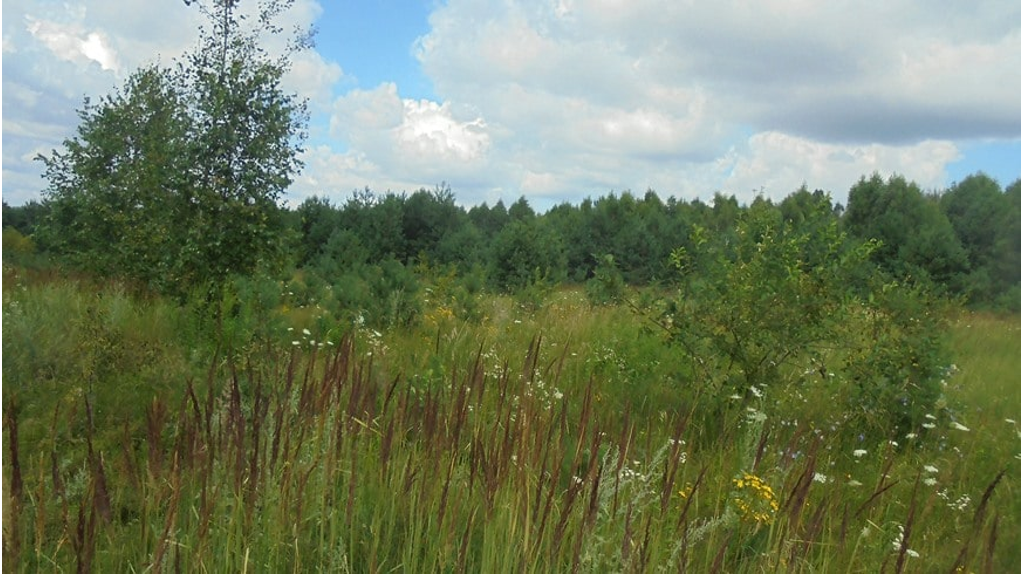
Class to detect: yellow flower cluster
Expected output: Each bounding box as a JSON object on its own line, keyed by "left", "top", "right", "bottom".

{"left": 731, "top": 472, "right": 779, "bottom": 526}
{"left": 424, "top": 304, "right": 455, "bottom": 327}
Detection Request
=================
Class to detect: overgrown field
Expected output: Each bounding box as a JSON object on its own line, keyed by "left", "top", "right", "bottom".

{"left": 3, "top": 267, "right": 1020, "bottom": 572}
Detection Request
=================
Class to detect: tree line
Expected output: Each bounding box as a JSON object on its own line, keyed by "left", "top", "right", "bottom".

{"left": 4, "top": 171, "right": 1020, "bottom": 309}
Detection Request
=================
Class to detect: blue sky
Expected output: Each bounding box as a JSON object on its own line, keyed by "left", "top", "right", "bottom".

{"left": 3, "top": 0, "right": 1021, "bottom": 209}
{"left": 318, "top": 1, "right": 436, "bottom": 102}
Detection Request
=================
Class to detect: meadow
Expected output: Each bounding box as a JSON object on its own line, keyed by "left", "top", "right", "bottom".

{"left": 2, "top": 266, "right": 1020, "bottom": 572}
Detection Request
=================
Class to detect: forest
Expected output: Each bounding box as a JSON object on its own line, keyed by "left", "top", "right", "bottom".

{"left": 2, "top": 0, "right": 1020, "bottom": 571}
{"left": 5, "top": 169, "right": 1021, "bottom": 323}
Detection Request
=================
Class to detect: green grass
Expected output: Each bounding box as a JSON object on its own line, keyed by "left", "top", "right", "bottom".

{"left": 3, "top": 270, "right": 1020, "bottom": 571}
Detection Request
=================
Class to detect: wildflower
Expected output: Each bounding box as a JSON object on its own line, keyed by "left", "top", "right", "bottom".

{"left": 730, "top": 472, "right": 779, "bottom": 526}
{"left": 924, "top": 414, "right": 937, "bottom": 420}
{"left": 853, "top": 449, "right": 868, "bottom": 458}
{"left": 749, "top": 386, "right": 763, "bottom": 398}
{"left": 905, "top": 432, "right": 917, "bottom": 440}
{"left": 812, "top": 473, "right": 828, "bottom": 484}
{"left": 950, "top": 422, "right": 970, "bottom": 432}
{"left": 923, "top": 464, "right": 939, "bottom": 473}
{"left": 678, "top": 483, "right": 694, "bottom": 500}
{"left": 302, "top": 328, "right": 311, "bottom": 336}
{"left": 948, "top": 494, "right": 971, "bottom": 512}
{"left": 1005, "top": 419, "right": 1017, "bottom": 425}
{"left": 922, "top": 422, "right": 936, "bottom": 429}
{"left": 729, "top": 394, "right": 742, "bottom": 400}
{"left": 291, "top": 340, "right": 300, "bottom": 346}
{"left": 848, "top": 479, "right": 863, "bottom": 487}
{"left": 923, "top": 478, "right": 937, "bottom": 486}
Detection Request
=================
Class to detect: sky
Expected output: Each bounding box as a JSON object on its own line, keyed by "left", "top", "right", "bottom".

{"left": 2, "top": 0, "right": 1021, "bottom": 211}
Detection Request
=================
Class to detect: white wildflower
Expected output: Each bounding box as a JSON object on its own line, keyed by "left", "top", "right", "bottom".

{"left": 923, "top": 465, "right": 939, "bottom": 473}
{"left": 922, "top": 423, "right": 936, "bottom": 429}
{"left": 923, "top": 478, "right": 937, "bottom": 486}
{"left": 302, "top": 328, "right": 311, "bottom": 336}
{"left": 950, "top": 422, "right": 970, "bottom": 432}
{"left": 853, "top": 449, "right": 868, "bottom": 458}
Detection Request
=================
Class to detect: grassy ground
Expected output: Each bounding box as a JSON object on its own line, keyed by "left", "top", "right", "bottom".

{"left": 3, "top": 269, "right": 1020, "bottom": 571}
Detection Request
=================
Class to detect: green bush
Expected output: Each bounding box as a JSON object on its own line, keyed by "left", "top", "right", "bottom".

{"left": 655, "top": 200, "right": 950, "bottom": 446}
{"left": 585, "top": 254, "right": 626, "bottom": 306}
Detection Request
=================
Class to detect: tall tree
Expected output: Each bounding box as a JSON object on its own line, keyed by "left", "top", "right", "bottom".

{"left": 176, "top": 0, "right": 310, "bottom": 291}
{"left": 37, "top": 0, "right": 310, "bottom": 297}
{"left": 844, "top": 174, "right": 967, "bottom": 288}
{"left": 940, "top": 174, "right": 1021, "bottom": 307}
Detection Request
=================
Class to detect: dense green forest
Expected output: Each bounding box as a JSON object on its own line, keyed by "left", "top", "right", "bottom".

{"left": 2, "top": 1, "right": 1019, "bottom": 571}
{"left": 5, "top": 170, "right": 1021, "bottom": 321}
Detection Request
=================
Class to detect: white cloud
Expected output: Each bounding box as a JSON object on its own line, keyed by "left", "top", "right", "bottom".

{"left": 25, "top": 16, "right": 120, "bottom": 72}
{"left": 396, "top": 99, "right": 490, "bottom": 163}
{"left": 326, "top": 83, "right": 492, "bottom": 187}
{"left": 720, "top": 132, "right": 961, "bottom": 205}
{"left": 2, "top": 0, "right": 1018, "bottom": 209}
{"left": 284, "top": 49, "right": 344, "bottom": 111}
{"left": 400, "top": 0, "right": 1018, "bottom": 205}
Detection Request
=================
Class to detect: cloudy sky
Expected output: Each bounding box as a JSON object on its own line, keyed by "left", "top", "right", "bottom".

{"left": 3, "top": 0, "right": 1020, "bottom": 209}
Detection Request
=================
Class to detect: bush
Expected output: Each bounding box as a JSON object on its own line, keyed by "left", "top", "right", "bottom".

{"left": 655, "top": 201, "right": 951, "bottom": 446}
{"left": 585, "top": 254, "right": 626, "bottom": 306}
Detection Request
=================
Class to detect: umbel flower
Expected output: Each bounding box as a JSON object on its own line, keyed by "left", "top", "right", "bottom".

{"left": 731, "top": 472, "right": 780, "bottom": 525}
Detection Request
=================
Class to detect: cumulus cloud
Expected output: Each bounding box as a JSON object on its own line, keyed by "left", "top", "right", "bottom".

{"left": 719, "top": 132, "right": 961, "bottom": 205}
{"left": 324, "top": 83, "right": 493, "bottom": 189}
{"left": 25, "top": 16, "right": 121, "bottom": 72}
{"left": 3, "top": 0, "right": 1018, "bottom": 208}
{"left": 407, "top": 0, "right": 1019, "bottom": 205}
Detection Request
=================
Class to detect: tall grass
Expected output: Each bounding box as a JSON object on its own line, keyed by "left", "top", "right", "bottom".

{"left": 2, "top": 272, "right": 1019, "bottom": 571}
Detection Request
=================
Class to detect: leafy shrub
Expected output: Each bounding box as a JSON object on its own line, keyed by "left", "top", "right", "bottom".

{"left": 654, "top": 199, "right": 950, "bottom": 446}
{"left": 585, "top": 254, "right": 626, "bottom": 306}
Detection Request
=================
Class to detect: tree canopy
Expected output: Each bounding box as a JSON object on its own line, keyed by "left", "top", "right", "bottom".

{"left": 36, "top": 0, "right": 309, "bottom": 298}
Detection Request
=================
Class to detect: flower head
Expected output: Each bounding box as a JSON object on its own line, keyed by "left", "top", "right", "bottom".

{"left": 730, "top": 472, "right": 779, "bottom": 526}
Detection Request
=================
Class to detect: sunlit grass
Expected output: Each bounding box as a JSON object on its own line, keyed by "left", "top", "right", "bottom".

{"left": 2, "top": 274, "right": 1019, "bottom": 571}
